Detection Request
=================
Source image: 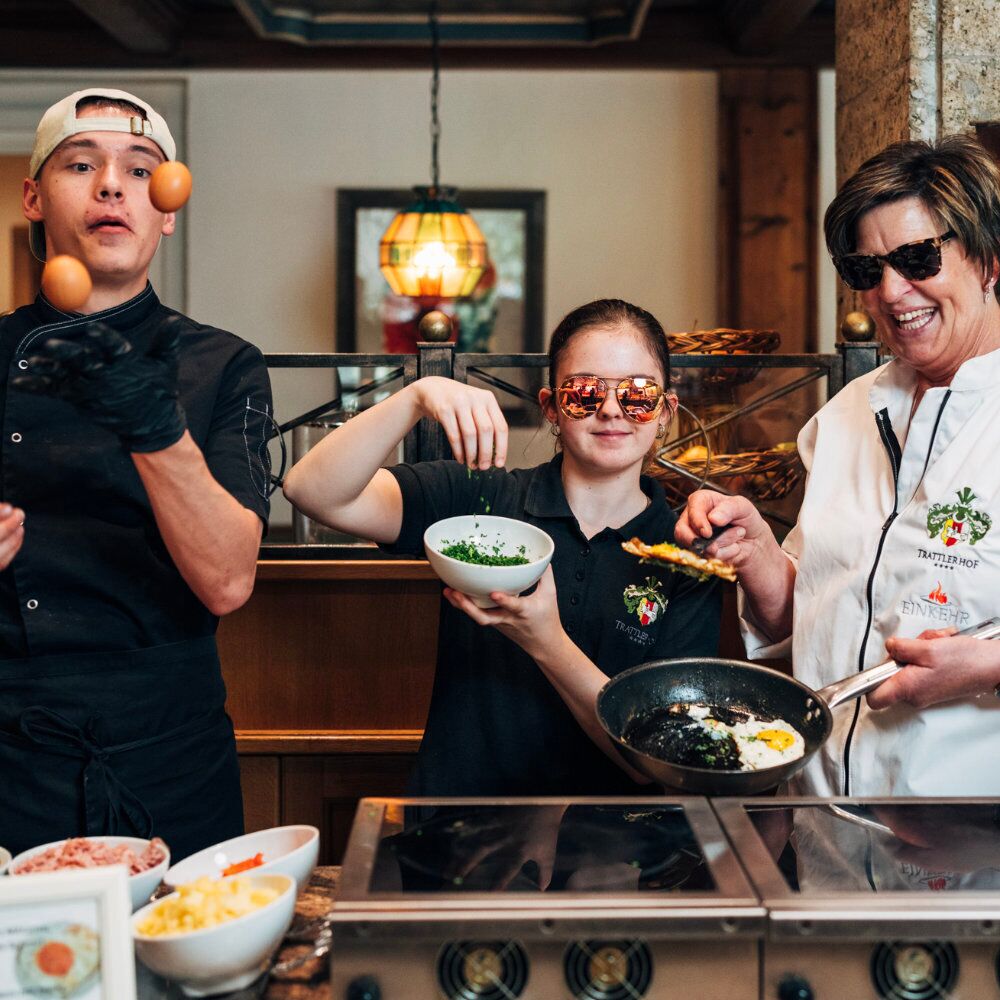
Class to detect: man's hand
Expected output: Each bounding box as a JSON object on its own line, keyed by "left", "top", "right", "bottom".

{"left": 867, "top": 627, "right": 1000, "bottom": 709}
{"left": 870, "top": 803, "right": 1000, "bottom": 874}
{"left": 13, "top": 319, "right": 187, "bottom": 452}
{"left": 0, "top": 504, "right": 25, "bottom": 571}
{"left": 441, "top": 805, "right": 567, "bottom": 890}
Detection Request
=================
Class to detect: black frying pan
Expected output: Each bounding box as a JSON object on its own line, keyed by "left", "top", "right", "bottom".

{"left": 596, "top": 617, "right": 1000, "bottom": 796}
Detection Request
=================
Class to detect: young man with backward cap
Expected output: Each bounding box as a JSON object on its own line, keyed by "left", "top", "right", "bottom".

{"left": 0, "top": 89, "right": 273, "bottom": 860}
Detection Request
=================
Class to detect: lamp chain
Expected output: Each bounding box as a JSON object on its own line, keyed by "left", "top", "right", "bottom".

{"left": 429, "top": 0, "right": 441, "bottom": 191}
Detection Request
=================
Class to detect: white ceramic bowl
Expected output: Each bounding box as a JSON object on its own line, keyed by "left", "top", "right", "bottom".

{"left": 424, "top": 514, "right": 555, "bottom": 608}
{"left": 8, "top": 836, "right": 169, "bottom": 911}
{"left": 0, "top": 845, "right": 10, "bottom": 876}
{"left": 164, "top": 825, "right": 318, "bottom": 896}
{"left": 132, "top": 872, "right": 295, "bottom": 997}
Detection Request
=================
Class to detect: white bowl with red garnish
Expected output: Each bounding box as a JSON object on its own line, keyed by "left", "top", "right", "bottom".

{"left": 424, "top": 514, "right": 555, "bottom": 608}
{"left": 9, "top": 835, "right": 170, "bottom": 910}
{"left": 164, "top": 825, "right": 318, "bottom": 896}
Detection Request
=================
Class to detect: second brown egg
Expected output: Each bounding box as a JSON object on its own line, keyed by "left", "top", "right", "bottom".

{"left": 149, "top": 161, "right": 192, "bottom": 213}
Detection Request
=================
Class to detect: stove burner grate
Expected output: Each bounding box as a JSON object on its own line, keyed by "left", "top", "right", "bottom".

{"left": 563, "top": 939, "right": 653, "bottom": 999}
{"left": 870, "top": 941, "right": 958, "bottom": 1000}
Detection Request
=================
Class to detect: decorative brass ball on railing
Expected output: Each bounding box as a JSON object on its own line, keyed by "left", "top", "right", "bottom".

{"left": 418, "top": 310, "right": 454, "bottom": 343}
{"left": 840, "top": 310, "right": 876, "bottom": 342}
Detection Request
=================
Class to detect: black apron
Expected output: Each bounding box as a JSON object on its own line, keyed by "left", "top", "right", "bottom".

{"left": 0, "top": 636, "right": 243, "bottom": 861}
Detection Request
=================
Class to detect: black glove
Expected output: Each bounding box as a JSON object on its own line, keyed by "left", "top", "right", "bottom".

{"left": 13, "top": 318, "right": 187, "bottom": 453}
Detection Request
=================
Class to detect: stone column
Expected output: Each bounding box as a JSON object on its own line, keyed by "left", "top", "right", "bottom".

{"left": 837, "top": 0, "right": 1000, "bottom": 181}
{"left": 833, "top": 0, "right": 1000, "bottom": 314}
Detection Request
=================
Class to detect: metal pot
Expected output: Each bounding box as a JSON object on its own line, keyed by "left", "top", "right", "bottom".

{"left": 596, "top": 617, "right": 1000, "bottom": 796}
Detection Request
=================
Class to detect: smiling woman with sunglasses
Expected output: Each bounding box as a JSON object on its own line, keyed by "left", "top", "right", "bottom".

{"left": 284, "top": 299, "right": 722, "bottom": 796}
{"left": 677, "top": 134, "right": 1000, "bottom": 800}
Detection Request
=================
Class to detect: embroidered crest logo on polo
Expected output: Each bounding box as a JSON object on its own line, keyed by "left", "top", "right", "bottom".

{"left": 622, "top": 576, "right": 666, "bottom": 626}
{"left": 926, "top": 487, "right": 992, "bottom": 547}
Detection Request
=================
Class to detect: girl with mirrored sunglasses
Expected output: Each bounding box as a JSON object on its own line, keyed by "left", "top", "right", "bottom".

{"left": 284, "top": 298, "right": 722, "bottom": 797}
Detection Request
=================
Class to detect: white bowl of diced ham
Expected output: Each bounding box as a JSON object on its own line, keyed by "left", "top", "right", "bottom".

{"left": 0, "top": 845, "right": 10, "bottom": 876}
{"left": 9, "top": 835, "right": 170, "bottom": 910}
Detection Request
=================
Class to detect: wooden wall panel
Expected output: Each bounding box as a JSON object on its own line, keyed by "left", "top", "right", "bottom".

{"left": 282, "top": 754, "right": 415, "bottom": 865}
{"left": 219, "top": 576, "right": 440, "bottom": 731}
{"left": 239, "top": 755, "right": 281, "bottom": 833}
{"left": 718, "top": 67, "right": 818, "bottom": 351}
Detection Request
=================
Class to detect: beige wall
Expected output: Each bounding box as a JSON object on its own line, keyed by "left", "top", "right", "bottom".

{"left": 0, "top": 156, "right": 30, "bottom": 315}
{"left": 184, "top": 69, "right": 720, "bottom": 353}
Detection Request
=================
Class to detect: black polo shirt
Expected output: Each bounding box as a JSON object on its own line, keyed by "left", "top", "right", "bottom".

{"left": 0, "top": 285, "right": 273, "bottom": 657}
{"left": 386, "top": 454, "right": 722, "bottom": 795}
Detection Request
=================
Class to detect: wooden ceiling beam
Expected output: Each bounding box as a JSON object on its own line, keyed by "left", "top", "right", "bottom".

{"left": 0, "top": 2, "right": 833, "bottom": 69}
{"left": 724, "top": 0, "right": 824, "bottom": 55}
{"left": 66, "top": 0, "right": 185, "bottom": 54}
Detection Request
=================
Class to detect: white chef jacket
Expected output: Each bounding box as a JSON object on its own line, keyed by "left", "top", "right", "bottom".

{"left": 741, "top": 349, "right": 1000, "bottom": 796}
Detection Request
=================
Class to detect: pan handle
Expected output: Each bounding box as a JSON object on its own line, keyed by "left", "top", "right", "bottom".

{"left": 819, "top": 658, "right": 902, "bottom": 710}
{"left": 818, "top": 616, "right": 1000, "bottom": 710}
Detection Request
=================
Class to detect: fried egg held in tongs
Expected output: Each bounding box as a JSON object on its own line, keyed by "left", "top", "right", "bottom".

{"left": 622, "top": 537, "right": 737, "bottom": 583}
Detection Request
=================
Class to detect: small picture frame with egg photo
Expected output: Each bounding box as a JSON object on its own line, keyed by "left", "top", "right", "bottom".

{"left": 0, "top": 865, "right": 136, "bottom": 1000}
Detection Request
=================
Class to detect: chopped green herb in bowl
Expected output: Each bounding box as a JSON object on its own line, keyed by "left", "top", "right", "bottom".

{"left": 438, "top": 540, "right": 529, "bottom": 566}
{"left": 423, "top": 514, "right": 555, "bottom": 608}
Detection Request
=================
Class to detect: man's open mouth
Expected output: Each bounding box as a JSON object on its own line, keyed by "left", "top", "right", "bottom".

{"left": 89, "top": 218, "right": 130, "bottom": 232}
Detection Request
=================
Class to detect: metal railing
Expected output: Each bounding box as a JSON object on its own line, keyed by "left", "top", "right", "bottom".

{"left": 262, "top": 340, "right": 882, "bottom": 555}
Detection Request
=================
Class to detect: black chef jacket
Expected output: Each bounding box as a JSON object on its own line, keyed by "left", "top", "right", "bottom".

{"left": 0, "top": 285, "right": 273, "bottom": 859}
{"left": 385, "top": 454, "right": 722, "bottom": 796}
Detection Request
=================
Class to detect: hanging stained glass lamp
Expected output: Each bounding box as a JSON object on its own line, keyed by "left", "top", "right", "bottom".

{"left": 380, "top": 185, "right": 487, "bottom": 298}
{"left": 379, "top": 2, "right": 488, "bottom": 300}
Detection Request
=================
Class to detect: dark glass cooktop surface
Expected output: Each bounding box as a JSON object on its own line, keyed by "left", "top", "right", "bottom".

{"left": 368, "top": 802, "right": 716, "bottom": 894}
{"left": 742, "top": 802, "right": 1000, "bottom": 894}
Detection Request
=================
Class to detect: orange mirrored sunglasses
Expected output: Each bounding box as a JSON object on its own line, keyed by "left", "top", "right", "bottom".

{"left": 556, "top": 374, "right": 665, "bottom": 423}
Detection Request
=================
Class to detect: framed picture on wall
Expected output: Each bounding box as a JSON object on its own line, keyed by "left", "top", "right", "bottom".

{"left": 335, "top": 188, "right": 546, "bottom": 357}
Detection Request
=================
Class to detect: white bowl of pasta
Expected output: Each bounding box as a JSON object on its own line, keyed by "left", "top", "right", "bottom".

{"left": 132, "top": 872, "right": 296, "bottom": 997}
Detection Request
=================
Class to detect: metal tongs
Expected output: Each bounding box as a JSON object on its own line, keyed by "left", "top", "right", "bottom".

{"left": 688, "top": 523, "right": 729, "bottom": 556}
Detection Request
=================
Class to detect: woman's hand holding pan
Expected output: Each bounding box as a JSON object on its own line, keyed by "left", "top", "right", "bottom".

{"left": 867, "top": 626, "right": 1000, "bottom": 709}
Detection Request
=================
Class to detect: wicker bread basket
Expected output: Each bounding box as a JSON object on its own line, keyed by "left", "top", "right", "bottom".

{"left": 649, "top": 442, "right": 804, "bottom": 505}
{"left": 668, "top": 328, "right": 780, "bottom": 387}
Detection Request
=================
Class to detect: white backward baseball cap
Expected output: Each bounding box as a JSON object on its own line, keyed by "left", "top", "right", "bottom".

{"left": 29, "top": 88, "right": 177, "bottom": 261}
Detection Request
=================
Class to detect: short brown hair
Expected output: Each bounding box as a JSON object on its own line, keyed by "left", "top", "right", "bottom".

{"left": 75, "top": 95, "right": 147, "bottom": 119}
{"left": 824, "top": 135, "right": 1000, "bottom": 296}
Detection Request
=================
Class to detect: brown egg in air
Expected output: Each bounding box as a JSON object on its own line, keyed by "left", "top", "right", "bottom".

{"left": 149, "top": 161, "right": 193, "bottom": 213}
{"left": 41, "top": 254, "right": 92, "bottom": 312}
